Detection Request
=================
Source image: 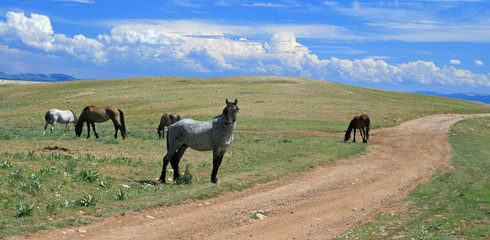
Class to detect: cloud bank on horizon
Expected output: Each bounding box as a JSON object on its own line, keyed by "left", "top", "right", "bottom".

{"left": 0, "top": 0, "right": 489, "bottom": 94}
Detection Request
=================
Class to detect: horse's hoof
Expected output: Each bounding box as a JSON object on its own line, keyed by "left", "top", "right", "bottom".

{"left": 156, "top": 178, "right": 166, "bottom": 184}
{"left": 211, "top": 178, "right": 218, "bottom": 184}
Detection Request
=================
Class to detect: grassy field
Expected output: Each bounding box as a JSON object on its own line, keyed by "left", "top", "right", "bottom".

{"left": 0, "top": 76, "right": 489, "bottom": 238}
{"left": 337, "top": 117, "right": 490, "bottom": 239}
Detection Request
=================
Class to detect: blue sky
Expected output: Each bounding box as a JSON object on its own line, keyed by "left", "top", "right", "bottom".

{"left": 0, "top": 0, "right": 489, "bottom": 94}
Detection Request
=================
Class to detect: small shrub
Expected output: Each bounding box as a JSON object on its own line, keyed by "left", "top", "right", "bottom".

{"left": 98, "top": 180, "right": 110, "bottom": 188}
{"left": 74, "top": 169, "right": 99, "bottom": 183}
{"left": 16, "top": 203, "right": 34, "bottom": 217}
{"left": 84, "top": 153, "right": 95, "bottom": 161}
{"left": 76, "top": 195, "right": 96, "bottom": 207}
{"left": 115, "top": 190, "right": 127, "bottom": 201}
{"left": 27, "top": 151, "right": 37, "bottom": 160}
{"left": 174, "top": 164, "right": 193, "bottom": 185}
{"left": 39, "top": 166, "right": 56, "bottom": 175}
{"left": 0, "top": 161, "right": 13, "bottom": 169}
{"left": 30, "top": 177, "right": 42, "bottom": 190}
{"left": 20, "top": 177, "right": 42, "bottom": 193}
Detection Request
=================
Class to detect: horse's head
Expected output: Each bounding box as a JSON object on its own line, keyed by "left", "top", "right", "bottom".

{"left": 344, "top": 131, "right": 350, "bottom": 142}
{"left": 75, "top": 121, "right": 83, "bottom": 137}
{"left": 223, "top": 98, "right": 239, "bottom": 126}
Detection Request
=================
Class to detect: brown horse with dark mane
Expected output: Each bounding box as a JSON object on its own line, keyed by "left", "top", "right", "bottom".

{"left": 344, "top": 114, "right": 370, "bottom": 143}
{"left": 157, "top": 113, "right": 181, "bottom": 138}
{"left": 75, "top": 106, "right": 126, "bottom": 139}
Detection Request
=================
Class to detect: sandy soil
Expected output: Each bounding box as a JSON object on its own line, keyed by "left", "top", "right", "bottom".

{"left": 15, "top": 114, "right": 490, "bottom": 240}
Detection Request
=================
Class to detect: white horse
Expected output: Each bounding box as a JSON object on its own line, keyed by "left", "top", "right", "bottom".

{"left": 159, "top": 99, "right": 239, "bottom": 184}
{"left": 43, "top": 109, "right": 78, "bottom": 135}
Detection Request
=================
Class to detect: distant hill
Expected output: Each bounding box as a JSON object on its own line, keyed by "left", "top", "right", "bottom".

{"left": 415, "top": 91, "right": 490, "bottom": 104}
{"left": 0, "top": 72, "right": 76, "bottom": 82}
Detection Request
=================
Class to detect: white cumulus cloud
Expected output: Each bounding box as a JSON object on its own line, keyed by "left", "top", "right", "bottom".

{"left": 0, "top": 12, "right": 106, "bottom": 63}
{"left": 1, "top": 11, "right": 489, "bottom": 89}
{"left": 475, "top": 60, "right": 484, "bottom": 66}
{"left": 449, "top": 59, "right": 461, "bottom": 65}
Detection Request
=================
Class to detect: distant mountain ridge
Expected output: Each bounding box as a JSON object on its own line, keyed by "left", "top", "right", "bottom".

{"left": 415, "top": 91, "right": 490, "bottom": 104}
{"left": 0, "top": 72, "right": 76, "bottom": 82}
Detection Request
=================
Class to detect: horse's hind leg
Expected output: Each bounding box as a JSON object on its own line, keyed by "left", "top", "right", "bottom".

{"left": 49, "top": 121, "right": 56, "bottom": 134}
{"left": 43, "top": 121, "right": 49, "bottom": 135}
{"left": 361, "top": 128, "right": 367, "bottom": 143}
{"left": 359, "top": 128, "right": 365, "bottom": 143}
{"left": 170, "top": 145, "right": 188, "bottom": 181}
{"left": 113, "top": 123, "right": 119, "bottom": 139}
{"left": 91, "top": 122, "right": 100, "bottom": 139}
{"left": 159, "top": 146, "right": 180, "bottom": 183}
{"left": 159, "top": 152, "right": 173, "bottom": 183}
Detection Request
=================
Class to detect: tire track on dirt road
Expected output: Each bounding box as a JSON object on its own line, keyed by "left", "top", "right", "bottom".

{"left": 17, "top": 114, "right": 490, "bottom": 240}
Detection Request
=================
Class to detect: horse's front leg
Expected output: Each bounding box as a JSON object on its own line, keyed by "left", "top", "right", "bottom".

{"left": 91, "top": 122, "right": 99, "bottom": 139}
{"left": 352, "top": 129, "right": 356, "bottom": 143}
{"left": 86, "top": 122, "right": 91, "bottom": 138}
{"left": 64, "top": 123, "right": 70, "bottom": 136}
{"left": 211, "top": 148, "right": 226, "bottom": 184}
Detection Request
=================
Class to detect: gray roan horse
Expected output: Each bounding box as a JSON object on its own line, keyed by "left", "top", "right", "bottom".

{"left": 159, "top": 99, "right": 239, "bottom": 184}
{"left": 43, "top": 109, "right": 78, "bottom": 135}
{"left": 157, "top": 113, "right": 181, "bottom": 138}
{"left": 75, "top": 106, "right": 126, "bottom": 139}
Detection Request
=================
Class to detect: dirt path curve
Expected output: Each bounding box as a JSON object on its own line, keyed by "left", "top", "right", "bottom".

{"left": 18, "top": 114, "right": 490, "bottom": 240}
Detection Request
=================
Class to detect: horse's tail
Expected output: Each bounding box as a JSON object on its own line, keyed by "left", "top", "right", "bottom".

{"left": 365, "top": 117, "right": 370, "bottom": 141}
{"left": 166, "top": 130, "right": 169, "bottom": 151}
{"left": 118, "top": 109, "right": 126, "bottom": 138}
{"left": 44, "top": 111, "right": 51, "bottom": 122}
{"left": 70, "top": 110, "right": 78, "bottom": 124}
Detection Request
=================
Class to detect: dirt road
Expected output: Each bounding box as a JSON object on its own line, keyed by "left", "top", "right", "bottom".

{"left": 18, "top": 114, "right": 489, "bottom": 240}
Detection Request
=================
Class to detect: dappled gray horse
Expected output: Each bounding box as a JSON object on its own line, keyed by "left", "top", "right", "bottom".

{"left": 159, "top": 99, "right": 239, "bottom": 184}
{"left": 157, "top": 113, "right": 181, "bottom": 138}
{"left": 43, "top": 109, "right": 78, "bottom": 135}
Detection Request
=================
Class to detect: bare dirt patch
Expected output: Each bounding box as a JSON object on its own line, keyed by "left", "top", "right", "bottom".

{"left": 41, "top": 146, "right": 71, "bottom": 152}
{"left": 16, "top": 114, "right": 490, "bottom": 240}
{"left": 40, "top": 146, "right": 77, "bottom": 155}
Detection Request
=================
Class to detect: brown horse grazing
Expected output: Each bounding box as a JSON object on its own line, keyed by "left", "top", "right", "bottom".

{"left": 75, "top": 106, "right": 126, "bottom": 139}
{"left": 344, "top": 115, "right": 370, "bottom": 143}
{"left": 157, "top": 113, "right": 181, "bottom": 138}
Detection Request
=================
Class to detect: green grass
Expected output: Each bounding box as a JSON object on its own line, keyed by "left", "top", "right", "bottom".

{"left": 336, "top": 117, "right": 490, "bottom": 239}
{"left": 0, "top": 75, "right": 488, "bottom": 238}
{"left": 0, "top": 133, "right": 364, "bottom": 238}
